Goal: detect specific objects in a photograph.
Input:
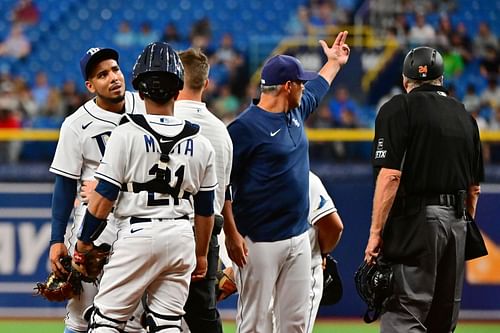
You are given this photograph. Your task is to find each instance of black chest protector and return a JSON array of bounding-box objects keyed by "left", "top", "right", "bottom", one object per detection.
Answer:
[{"left": 119, "top": 114, "right": 200, "bottom": 199}]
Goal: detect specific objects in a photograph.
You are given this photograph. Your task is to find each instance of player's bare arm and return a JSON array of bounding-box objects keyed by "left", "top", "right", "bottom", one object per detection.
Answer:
[
  {"left": 49, "top": 243, "right": 69, "bottom": 277},
  {"left": 364, "top": 167, "right": 401, "bottom": 265},
  {"left": 467, "top": 184, "right": 481, "bottom": 218},
  {"left": 80, "top": 179, "right": 98, "bottom": 203},
  {"left": 193, "top": 214, "right": 215, "bottom": 281},
  {"left": 318, "top": 30, "right": 350, "bottom": 84},
  {"left": 316, "top": 211, "right": 343, "bottom": 255},
  {"left": 222, "top": 199, "right": 248, "bottom": 267}
]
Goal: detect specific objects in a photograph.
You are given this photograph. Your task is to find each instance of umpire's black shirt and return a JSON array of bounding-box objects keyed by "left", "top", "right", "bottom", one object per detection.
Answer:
[{"left": 372, "top": 84, "right": 484, "bottom": 195}]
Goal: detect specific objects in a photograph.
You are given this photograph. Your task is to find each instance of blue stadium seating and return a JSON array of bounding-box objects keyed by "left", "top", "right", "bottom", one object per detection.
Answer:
[
  {"left": 1, "top": 0, "right": 497, "bottom": 99},
  {"left": 5, "top": 0, "right": 304, "bottom": 88}
]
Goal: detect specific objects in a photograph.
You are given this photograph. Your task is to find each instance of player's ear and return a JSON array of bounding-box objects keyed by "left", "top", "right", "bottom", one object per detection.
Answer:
[
  {"left": 204, "top": 78, "right": 209, "bottom": 90},
  {"left": 85, "top": 80, "right": 96, "bottom": 94},
  {"left": 402, "top": 75, "right": 410, "bottom": 93}
]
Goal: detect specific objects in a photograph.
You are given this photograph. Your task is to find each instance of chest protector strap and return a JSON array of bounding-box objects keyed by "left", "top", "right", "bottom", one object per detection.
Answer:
[{"left": 120, "top": 115, "right": 199, "bottom": 199}]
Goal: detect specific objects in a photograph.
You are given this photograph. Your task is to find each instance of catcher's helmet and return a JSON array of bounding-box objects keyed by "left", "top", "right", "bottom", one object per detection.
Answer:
[
  {"left": 132, "top": 42, "right": 184, "bottom": 102},
  {"left": 403, "top": 46, "right": 443, "bottom": 80}
]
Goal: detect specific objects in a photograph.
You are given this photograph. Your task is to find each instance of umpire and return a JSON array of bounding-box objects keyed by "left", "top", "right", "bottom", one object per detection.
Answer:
[{"left": 363, "top": 46, "right": 484, "bottom": 332}]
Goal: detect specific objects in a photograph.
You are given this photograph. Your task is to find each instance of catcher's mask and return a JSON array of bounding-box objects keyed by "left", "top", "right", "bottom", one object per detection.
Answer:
[
  {"left": 132, "top": 42, "right": 184, "bottom": 103},
  {"left": 354, "top": 259, "right": 393, "bottom": 323}
]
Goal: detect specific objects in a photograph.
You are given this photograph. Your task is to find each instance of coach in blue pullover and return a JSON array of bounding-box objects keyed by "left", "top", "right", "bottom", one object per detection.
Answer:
[{"left": 225, "top": 31, "right": 350, "bottom": 333}]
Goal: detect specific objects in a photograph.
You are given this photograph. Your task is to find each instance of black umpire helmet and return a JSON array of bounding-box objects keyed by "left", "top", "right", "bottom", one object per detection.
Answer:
[
  {"left": 403, "top": 46, "right": 444, "bottom": 80},
  {"left": 132, "top": 42, "right": 184, "bottom": 102}
]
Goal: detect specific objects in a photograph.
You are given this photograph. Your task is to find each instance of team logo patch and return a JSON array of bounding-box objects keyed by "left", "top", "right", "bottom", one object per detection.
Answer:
[
  {"left": 377, "top": 138, "right": 384, "bottom": 150},
  {"left": 317, "top": 195, "right": 327, "bottom": 210},
  {"left": 418, "top": 65, "right": 428, "bottom": 77},
  {"left": 86, "top": 47, "right": 101, "bottom": 56}
]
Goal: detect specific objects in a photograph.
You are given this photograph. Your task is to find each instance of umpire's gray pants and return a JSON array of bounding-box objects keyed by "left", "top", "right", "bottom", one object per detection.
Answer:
[{"left": 380, "top": 205, "right": 467, "bottom": 333}]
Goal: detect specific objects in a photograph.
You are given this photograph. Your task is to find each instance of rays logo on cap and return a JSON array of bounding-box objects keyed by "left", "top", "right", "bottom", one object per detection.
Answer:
[{"left": 86, "top": 48, "right": 101, "bottom": 56}]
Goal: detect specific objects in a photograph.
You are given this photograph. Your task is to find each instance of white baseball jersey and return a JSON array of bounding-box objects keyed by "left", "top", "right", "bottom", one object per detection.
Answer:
[
  {"left": 50, "top": 91, "right": 145, "bottom": 195},
  {"left": 174, "top": 100, "right": 233, "bottom": 270},
  {"left": 174, "top": 100, "right": 232, "bottom": 214},
  {"left": 95, "top": 114, "right": 218, "bottom": 219},
  {"left": 49, "top": 91, "right": 146, "bottom": 332},
  {"left": 308, "top": 171, "right": 337, "bottom": 267},
  {"left": 305, "top": 171, "right": 337, "bottom": 333}
]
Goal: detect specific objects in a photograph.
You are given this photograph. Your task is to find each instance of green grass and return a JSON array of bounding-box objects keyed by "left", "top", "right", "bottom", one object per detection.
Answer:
[
  {"left": 0, "top": 319, "right": 500, "bottom": 333},
  {"left": 1, "top": 319, "right": 499, "bottom": 332}
]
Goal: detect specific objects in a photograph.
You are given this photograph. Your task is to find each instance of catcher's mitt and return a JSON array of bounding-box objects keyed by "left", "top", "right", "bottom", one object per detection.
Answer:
[
  {"left": 34, "top": 256, "right": 83, "bottom": 302},
  {"left": 215, "top": 267, "right": 237, "bottom": 302},
  {"left": 72, "top": 243, "right": 111, "bottom": 283}
]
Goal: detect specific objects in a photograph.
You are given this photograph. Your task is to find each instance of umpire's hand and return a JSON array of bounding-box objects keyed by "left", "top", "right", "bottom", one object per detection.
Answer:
[
  {"left": 192, "top": 255, "right": 208, "bottom": 282},
  {"left": 364, "top": 232, "right": 383, "bottom": 265}
]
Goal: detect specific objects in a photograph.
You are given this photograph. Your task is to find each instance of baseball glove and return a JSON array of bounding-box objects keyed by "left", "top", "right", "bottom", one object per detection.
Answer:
[
  {"left": 72, "top": 243, "right": 111, "bottom": 283},
  {"left": 216, "top": 267, "right": 237, "bottom": 302},
  {"left": 320, "top": 255, "right": 343, "bottom": 306},
  {"left": 34, "top": 256, "right": 83, "bottom": 302}
]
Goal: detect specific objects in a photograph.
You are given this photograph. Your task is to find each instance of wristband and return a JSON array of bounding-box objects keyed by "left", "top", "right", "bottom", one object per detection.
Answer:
[{"left": 77, "top": 210, "right": 107, "bottom": 243}]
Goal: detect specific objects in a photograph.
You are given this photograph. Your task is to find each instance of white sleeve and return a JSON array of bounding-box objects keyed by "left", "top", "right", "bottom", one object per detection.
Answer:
[
  {"left": 309, "top": 173, "right": 337, "bottom": 225},
  {"left": 224, "top": 134, "right": 233, "bottom": 189},
  {"left": 49, "top": 122, "right": 82, "bottom": 179},
  {"left": 94, "top": 130, "right": 127, "bottom": 188},
  {"left": 199, "top": 140, "right": 218, "bottom": 193}
]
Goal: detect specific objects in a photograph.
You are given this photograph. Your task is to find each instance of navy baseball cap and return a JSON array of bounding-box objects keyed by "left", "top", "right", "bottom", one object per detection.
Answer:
[
  {"left": 260, "top": 55, "right": 318, "bottom": 86},
  {"left": 80, "top": 47, "right": 119, "bottom": 80}
]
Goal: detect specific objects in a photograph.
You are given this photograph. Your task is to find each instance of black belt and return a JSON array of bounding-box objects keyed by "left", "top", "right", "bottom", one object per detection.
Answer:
[
  {"left": 425, "top": 194, "right": 457, "bottom": 207},
  {"left": 130, "top": 215, "right": 189, "bottom": 224}
]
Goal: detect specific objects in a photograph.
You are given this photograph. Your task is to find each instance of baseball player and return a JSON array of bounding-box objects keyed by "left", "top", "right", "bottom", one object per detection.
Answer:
[
  {"left": 73, "top": 42, "right": 216, "bottom": 333},
  {"left": 48, "top": 47, "right": 146, "bottom": 333},
  {"left": 174, "top": 47, "right": 233, "bottom": 333},
  {"left": 303, "top": 171, "right": 343, "bottom": 333}
]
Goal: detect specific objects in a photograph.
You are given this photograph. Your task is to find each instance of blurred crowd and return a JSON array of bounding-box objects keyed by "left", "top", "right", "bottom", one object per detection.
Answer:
[{"left": 0, "top": 0, "right": 499, "bottom": 164}]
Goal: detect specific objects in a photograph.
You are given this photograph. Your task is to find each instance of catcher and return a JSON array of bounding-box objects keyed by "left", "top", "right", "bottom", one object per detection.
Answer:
[{"left": 72, "top": 42, "right": 216, "bottom": 333}]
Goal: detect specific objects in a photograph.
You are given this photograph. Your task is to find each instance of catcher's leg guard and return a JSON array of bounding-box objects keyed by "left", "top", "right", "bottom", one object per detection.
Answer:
[
  {"left": 143, "top": 310, "right": 182, "bottom": 332},
  {"left": 87, "top": 307, "right": 127, "bottom": 333}
]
